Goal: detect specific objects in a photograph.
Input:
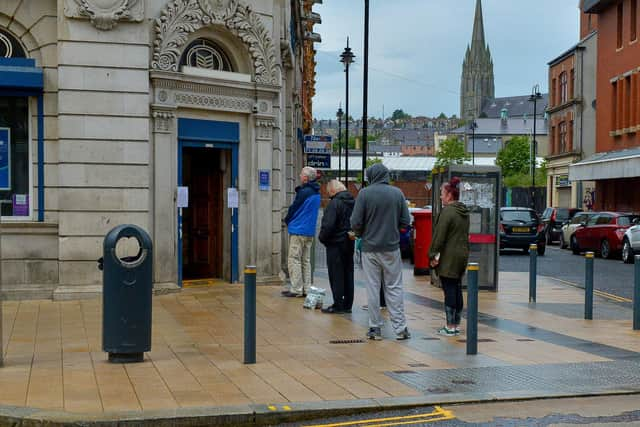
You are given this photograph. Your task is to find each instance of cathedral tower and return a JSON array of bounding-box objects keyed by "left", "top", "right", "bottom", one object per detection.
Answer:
[{"left": 460, "top": 0, "right": 495, "bottom": 120}]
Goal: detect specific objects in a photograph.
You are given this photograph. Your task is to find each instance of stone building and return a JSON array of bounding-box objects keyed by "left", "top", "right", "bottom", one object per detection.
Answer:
[
  {"left": 0, "top": 0, "right": 319, "bottom": 299},
  {"left": 460, "top": 0, "right": 495, "bottom": 121}
]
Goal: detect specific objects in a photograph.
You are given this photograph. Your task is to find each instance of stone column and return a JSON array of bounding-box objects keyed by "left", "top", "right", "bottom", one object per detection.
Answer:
[{"left": 151, "top": 105, "right": 178, "bottom": 289}]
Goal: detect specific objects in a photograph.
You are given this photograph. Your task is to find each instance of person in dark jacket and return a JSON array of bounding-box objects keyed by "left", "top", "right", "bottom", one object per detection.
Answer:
[
  {"left": 351, "top": 163, "right": 412, "bottom": 341},
  {"left": 429, "top": 176, "right": 470, "bottom": 337},
  {"left": 282, "top": 166, "right": 321, "bottom": 298},
  {"left": 319, "top": 180, "right": 355, "bottom": 313}
]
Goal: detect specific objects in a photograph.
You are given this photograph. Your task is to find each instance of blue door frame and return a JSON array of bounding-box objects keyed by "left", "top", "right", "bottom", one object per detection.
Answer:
[{"left": 177, "top": 118, "right": 240, "bottom": 285}]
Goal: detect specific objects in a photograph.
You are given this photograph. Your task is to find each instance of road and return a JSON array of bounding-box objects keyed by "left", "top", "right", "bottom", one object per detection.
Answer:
[
  {"left": 273, "top": 395, "right": 640, "bottom": 426},
  {"left": 499, "top": 244, "right": 636, "bottom": 301}
]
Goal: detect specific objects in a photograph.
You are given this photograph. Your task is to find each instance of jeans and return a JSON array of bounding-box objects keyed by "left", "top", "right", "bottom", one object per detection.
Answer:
[{"left": 441, "top": 276, "right": 463, "bottom": 325}]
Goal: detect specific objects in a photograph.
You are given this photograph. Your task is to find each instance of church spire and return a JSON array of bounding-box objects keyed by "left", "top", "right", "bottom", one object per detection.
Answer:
[{"left": 471, "top": 0, "right": 485, "bottom": 51}]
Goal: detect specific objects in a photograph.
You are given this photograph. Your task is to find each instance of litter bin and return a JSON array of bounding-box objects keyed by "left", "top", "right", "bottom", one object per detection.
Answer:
[
  {"left": 101, "top": 224, "right": 153, "bottom": 363},
  {"left": 412, "top": 209, "right": 433, "bottom": 276}
]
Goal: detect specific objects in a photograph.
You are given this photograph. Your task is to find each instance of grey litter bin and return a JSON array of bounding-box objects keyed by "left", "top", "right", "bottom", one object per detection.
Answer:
[{"left": 100, "top": 224, "right": 152, "bottom": 363}]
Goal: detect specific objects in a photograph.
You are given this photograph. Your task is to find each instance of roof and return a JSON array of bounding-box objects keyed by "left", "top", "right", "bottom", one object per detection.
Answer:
[
  {"left": 569, "top": 147, "right": 640, "bottom": 181},
  {"left": 481, "top": 94, "right": 549, "bottom": 119},
  {"left": 583, "top": 0, "right": 617, "bottom": 13},
  {"left": 327, "top": 155, "right": 539, "bottom": 172},
  {"left": 451, "top": 117, "right": 548, "bottom": 136}
]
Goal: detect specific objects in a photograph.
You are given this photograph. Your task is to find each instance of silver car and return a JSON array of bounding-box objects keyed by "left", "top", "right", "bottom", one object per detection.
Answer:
[
  {"left": 559, "top": 212, "right": 597, "bottom": 249},
  {"left": 622, "top": 219, "right": 640, "bottom": 263}
]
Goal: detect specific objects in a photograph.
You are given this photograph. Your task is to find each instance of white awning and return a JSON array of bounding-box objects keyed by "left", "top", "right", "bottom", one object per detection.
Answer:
[{"left": 569, "top": 148, "right": 640, "bottom": 181}]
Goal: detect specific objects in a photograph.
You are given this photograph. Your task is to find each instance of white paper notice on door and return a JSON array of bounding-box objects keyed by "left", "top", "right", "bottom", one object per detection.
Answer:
[
  {"left": 177, "top": 186, "right": 189, "bottom": 208},
  {"left": 227, "top": 187, "right": 239, "bottom": 208}
]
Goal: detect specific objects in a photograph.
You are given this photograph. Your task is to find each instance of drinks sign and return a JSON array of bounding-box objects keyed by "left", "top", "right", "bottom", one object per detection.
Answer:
[
  {"left": 304, "top": 135, "right": 332, "bottom": 154},
  {"left": 0, "top": 128, "right": 10, "bottom": 190}
]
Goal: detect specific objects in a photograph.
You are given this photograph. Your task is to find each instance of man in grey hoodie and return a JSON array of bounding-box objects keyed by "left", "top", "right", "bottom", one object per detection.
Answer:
[{"left": 350, "top": 163, "right": 412, "bottom": 341}]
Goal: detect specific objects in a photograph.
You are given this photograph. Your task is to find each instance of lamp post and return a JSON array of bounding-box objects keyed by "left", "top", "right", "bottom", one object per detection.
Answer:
[
  {"left": 469, "top": 119, "right": 478, "bottom": 165},
  {"left": 361, "top": 0, "right": 370, "bottom": 186},
  {"left": 529, "top": 84, "right": 543, "bottom": 209},
  {"left": 340, "top": 38, "right": 355, "bottom": 188},
  {"left": 336, "top": 106, "right": 344, "bottom": 182}
]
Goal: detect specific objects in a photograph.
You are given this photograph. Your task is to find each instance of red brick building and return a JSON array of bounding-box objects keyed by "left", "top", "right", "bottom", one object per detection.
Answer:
[{"left": 571, "top": 0, "right": 640, "bottom": 212}]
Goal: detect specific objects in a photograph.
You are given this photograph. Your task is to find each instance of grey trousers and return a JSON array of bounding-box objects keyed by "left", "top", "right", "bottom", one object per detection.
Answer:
[{"left": 361, "top": 249, "right": 408, "bottom": 334}]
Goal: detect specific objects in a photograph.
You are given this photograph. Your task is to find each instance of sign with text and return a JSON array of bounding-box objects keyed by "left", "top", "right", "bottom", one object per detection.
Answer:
[
  {"left": 259, "top": 169, "right": 270, "bottom": 191},
  {"left": 306, "top": 153, "right": 331, "bottom": 169},
  {"left": 0, "top": 128, "right": 10, "bottom": 190},
  {"left": 304, "top": 135, "right": 332, "bottom": 154}
]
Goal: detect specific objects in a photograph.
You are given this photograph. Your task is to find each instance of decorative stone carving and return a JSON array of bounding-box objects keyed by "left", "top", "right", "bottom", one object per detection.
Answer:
[
  {"left": 174, "top": 92, "right": 253, "bottom": 112},
  {"left": 64, "top": 0, "right": 144, "bottom": 30},
  {"left": 256, "top": 118, "right": 275, "bottom": 140},
  {"left": 152, "top": 109, "right": 176, "bottom": 133},
  {"left": 152, "top": 0, "right": 279, "bottom": 85}
]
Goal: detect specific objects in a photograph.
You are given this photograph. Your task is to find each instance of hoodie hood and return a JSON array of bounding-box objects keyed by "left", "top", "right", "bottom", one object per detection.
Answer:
[
  {"left": 450, "top": 201, "right": 470, "bottom": 217},
  {"left": 333, "top": 190, "right": 355, "bottom": 205},
  {"left": 366, "top": 163, "right": 390, "bottom": 185}
]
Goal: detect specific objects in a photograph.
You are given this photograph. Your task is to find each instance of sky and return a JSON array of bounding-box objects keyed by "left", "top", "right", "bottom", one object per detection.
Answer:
[{"left": 312, "top": 0, "right": 581, "bottom": 120}]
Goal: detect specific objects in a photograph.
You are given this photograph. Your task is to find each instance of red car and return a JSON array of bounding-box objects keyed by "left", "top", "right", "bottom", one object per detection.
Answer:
[{"left": 572, "top": 212, "right": 639, "bottom": 259}]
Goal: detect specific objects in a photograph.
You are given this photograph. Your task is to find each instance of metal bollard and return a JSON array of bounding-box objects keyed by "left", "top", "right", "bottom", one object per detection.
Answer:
[
  {"left": 585, "top": 252, "right": 594, "bottom": 320},
  {"left": 634, "top": 255, "right": 640, "bottom": 330},
  {"left": 529, "top": 244, "right": 537, "bottom": 303},
  {"left": 467, "top": 263, "right": 479, "bottom": 356},
  {"left": 244, "top": 266, "right": 256, "bottom": 364}
]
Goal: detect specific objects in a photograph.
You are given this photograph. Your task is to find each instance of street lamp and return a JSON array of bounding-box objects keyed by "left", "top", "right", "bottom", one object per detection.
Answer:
[
  {"left": 336, "top": 105, "right": 344, "bottom": 182},
  {"left": 529, "top": 84, "right": 543, "bottom": 209},
  {"left": 340, "top": 38, "right": 355, "bottom": 188},
  {"left": 469, "top": 119, "right": 478, "bottom": 165},
  {"left": 361, "top": 0, "right": 370, "bottom": 187}
]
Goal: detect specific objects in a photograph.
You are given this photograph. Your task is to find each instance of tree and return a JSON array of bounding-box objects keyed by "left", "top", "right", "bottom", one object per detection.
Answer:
[
  {"left": 437, "top": 112, "right": 447, "bottom": 119},
  {"left": 434, "top": 137, "right": 469, "bottom": 168},
  {"left": 391, "top": 109, "right": 411, "bottom": 121},
  {"left": 495, "top": 136, "right": 531, "bottom": 178}
]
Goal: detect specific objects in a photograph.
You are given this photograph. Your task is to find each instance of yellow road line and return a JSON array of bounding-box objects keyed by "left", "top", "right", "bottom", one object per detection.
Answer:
[
  {"left": 304, "top": 406, "right": 455, "bottom": 427},
  {"left": 548, "top": 277, "right": 632, "bottom": 302}
]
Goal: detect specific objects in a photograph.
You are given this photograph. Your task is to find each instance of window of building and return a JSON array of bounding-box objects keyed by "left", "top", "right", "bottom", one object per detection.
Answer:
[
  {"left": 631, "top": 0, "right": 637, "bottom": 41},
  {"left": 568, "top": 120, "right": 574, "bottom": 151},
  {"left": 617, "top": 2, "right": 624, "bottom": 49},
  {"left": 559, "top": 121, "right": 567, "bottom": 152},
  {"left": 552, "top": 78, "right": 557, "bottom": 106},
  {"left": 0, "top": 30, "right": 30, "bottom": 218},
  {"left": 570, "top": 69, "right": 575, "bottom": 99},
  {"left": 612, "top": 80, "right": 618, "bottom": 131},
  {"left": 550, "top": 125, "right": 556, "bottom": 154},
  {"left": 625, "top": 75, "right": 632, "bottom": 128},
  {"left": 180, "top": 39, "right": 233, "bottom": 72},
  {"left": 560, "top": 72, "right": 568, "bottom": 104}
]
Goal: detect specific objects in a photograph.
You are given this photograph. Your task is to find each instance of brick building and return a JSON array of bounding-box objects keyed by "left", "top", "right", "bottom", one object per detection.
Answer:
[{"left": 570, "top": 0, "right": 640, "bottom": 212}]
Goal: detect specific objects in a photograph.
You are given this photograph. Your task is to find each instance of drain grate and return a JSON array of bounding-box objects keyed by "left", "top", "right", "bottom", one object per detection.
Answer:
[
  {"left": 422, "top": 337, "right": 440, "bottom": 341},
  {"left": 517, "top": 338, "right": 536, "bottom": 342},
  {"left": 427, "top": 387, "right": 451, "bottom": 393},
  {"left": 408, "top": 363, "right": 429, "bottom": 368},
  {"left": 457, "top": 338, "right": 496, "bottom": 343},
  {"left": 329, "top": 339, "right": 365, "bottom": 344},
  {"left": 392, "top": 370, "right": 417, "bottom": 374},
  {"left": 451, "top": 379, "right": 475, "bottom": 385}
]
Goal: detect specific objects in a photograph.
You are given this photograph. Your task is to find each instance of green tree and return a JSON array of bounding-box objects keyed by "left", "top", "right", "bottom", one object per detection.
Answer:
[
  {"left": 437, "top": 112, "right": 447, "bottom": 119},
  {"left": 434, "top": 137, "right": 469, "bottom": 168},
  {"left": 495, "top": 136, "right": 531, "bottom": 177},
  {"left": 391, "top": 109, "right": 411, "bottom": 121}
]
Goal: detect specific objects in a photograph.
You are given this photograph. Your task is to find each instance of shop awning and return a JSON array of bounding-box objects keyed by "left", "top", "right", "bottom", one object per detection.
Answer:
[
  {"left": 0, "top": 58, "right": 43, "bottom": 91},
  {"left": 569, "top": 148, "right": 640, "bottom": 181}
]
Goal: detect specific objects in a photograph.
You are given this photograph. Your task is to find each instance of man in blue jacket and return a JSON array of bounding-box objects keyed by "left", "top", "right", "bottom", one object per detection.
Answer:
[{"left": 282, "top": 166, "right": 321, "bottom": 297}]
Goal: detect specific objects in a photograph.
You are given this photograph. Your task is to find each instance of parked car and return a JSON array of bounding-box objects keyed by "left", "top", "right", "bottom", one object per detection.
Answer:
[
  {"left": 541, "top": 207, "right": 582, "bottom": 244},
  {"left": 499, "top": 207, "right": 546, "bottom": 255},
  {"left": 572, "top": 212, "right": 639, "bottom": 259},
  {"left": 622, "top": 218, "right": 640, "bottom": 263},
  {"left": 559, "top": 211, "right": 597, "bottom": 249}
]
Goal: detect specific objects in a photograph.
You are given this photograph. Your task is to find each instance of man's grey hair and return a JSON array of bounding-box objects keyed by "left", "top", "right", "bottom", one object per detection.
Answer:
[
  {"left": 301, "top": 166, "right": 317, "bottom": 180},
  {"left": 326, "top": 179, "right": 346, "bottom": 195}
]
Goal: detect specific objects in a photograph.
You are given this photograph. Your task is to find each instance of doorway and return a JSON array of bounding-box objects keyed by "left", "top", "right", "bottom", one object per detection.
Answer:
[{"left": 182, "top": 147, "right": 224, "bottom": 280}]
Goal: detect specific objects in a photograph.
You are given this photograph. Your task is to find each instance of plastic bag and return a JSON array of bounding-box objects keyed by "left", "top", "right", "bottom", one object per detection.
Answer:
[{"left": 303, "top": 286, "right": 326, "bottom": 309}]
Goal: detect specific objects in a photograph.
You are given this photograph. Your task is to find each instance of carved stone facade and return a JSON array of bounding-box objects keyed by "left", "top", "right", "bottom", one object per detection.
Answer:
[{"left": 0, "top": 0, "right": 316, "bottom": 299}]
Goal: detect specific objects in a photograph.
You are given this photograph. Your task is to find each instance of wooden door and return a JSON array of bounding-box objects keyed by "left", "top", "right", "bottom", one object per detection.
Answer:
[{"left": 183, "top": 148, "right": 223, "bottom": 279}]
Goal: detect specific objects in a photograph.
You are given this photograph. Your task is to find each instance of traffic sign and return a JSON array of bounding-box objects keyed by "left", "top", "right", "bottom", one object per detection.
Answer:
[
  {"left": 304, "top": 135, "right": 332, "bottom": 154},
  {"left": 306, "top": 153, "right": 331, "bottom": 169}
]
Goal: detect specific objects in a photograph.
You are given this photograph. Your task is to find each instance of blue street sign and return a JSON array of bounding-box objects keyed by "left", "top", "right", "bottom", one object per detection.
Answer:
[
  {"left": 259, "top": 169, "right": 270, "bottom": 191},
  {"left": 0, "top": 128, "right": 10, "bottom": 190},
  {"left": 304, "top": 135, "right": 332, "bottom": 154},
  {"left": 306, "top": 153, "right": 331, "bottom": 169}
]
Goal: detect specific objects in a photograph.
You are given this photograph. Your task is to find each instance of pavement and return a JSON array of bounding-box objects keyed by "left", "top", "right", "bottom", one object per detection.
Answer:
[{"left": 1, "top": 264, "right": 640, "bottom": 426}]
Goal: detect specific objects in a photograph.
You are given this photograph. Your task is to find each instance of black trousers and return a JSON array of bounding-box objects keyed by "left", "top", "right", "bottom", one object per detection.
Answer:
[
  {"left": 326, "top": 240, "right": 354, "bottom": 310},
  {"left": 441, "top": 276, "right": 463, "bottom": 325}
]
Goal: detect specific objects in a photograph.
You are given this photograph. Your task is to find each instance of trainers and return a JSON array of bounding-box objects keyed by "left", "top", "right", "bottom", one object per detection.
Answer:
[
  {"left": 437, "top": 327, "right": 456, "bottom": 337},
  {"left": 281, "top": 291, "right": 304, "bottom": 298},
  {"left": 454, "top": 327, "right": 461, "bottom": 336},
  {"left": 396, "top": 327, "right": 411, "bottom": 341},
  {"left": 366, "top": 327, "right": 382, "bottom": 341}
]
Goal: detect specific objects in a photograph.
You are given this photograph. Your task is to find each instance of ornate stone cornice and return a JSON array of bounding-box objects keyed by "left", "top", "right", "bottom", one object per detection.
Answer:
[
  {"left": 64, "top": 0, "right": 144, "bottom": 30},
  {"left": 152, "top": 0, "right": 279, "bottom": 86},
  {"left": 151, "top": 105, "right": 176, "bottom": 133}
]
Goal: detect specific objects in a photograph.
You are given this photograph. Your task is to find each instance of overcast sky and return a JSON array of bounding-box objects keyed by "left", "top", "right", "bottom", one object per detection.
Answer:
[{"left": 312, "top": 0, "right": 581, "bottom": 120}]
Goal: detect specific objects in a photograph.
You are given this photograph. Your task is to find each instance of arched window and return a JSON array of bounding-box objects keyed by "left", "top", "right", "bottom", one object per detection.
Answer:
[
  {"left": 0, "top": 29, "right": 25, "bottom": 58},
  {"left": 559, "top": 72, "right": 568, "bottom": 104},
  {"left": 180, "top": 39, "right": 233, "bottom": 72}
]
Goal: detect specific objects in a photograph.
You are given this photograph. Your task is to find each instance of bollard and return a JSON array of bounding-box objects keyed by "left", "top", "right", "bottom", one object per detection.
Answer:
[
  {"left": 585, "top": 252, "right": 594, "bottom": 320},
  {"left": 634, "top": 255, "right": 640, "bottom": 330},
  {"left": 244, "top": 266, "right": 257, "bottom": 364},
  {"left": 466, "top": 263, "right": 479, "bottom": 356},
  {"left": 529, "top": 244, "right": 537, "bottom": 303}
]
